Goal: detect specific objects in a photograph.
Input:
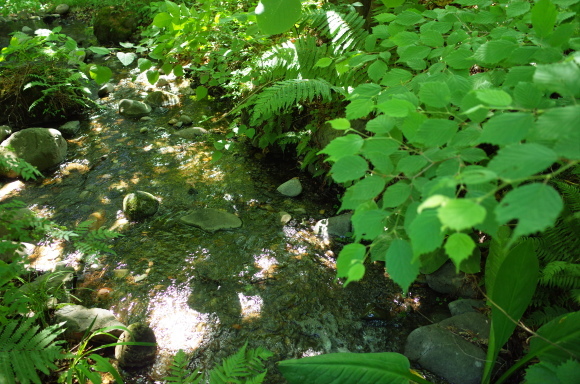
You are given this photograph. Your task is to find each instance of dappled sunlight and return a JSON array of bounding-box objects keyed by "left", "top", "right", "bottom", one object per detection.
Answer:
[
  {"left": 237, "top": 292, "right": 263, "bottom": 321},
  {"left": 0, "top": 180, "right": 25, "bottom": 201},
  {"left": 28, "top": 240, "right": 65, "bottom": 272}
]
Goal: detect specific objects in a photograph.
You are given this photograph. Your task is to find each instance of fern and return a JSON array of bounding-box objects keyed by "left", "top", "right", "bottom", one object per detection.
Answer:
[
  {"left": 527, "top": 305, "right": 571, "bottom": 328},
  {"left": 208, "top": 342, "right": 273, "bottom": 384},
  {"left": 161, "top": 349, "right": 203, "bottom": 384},
  {"left": 0, "top": 317, "right": 65, "bottom": 384}
]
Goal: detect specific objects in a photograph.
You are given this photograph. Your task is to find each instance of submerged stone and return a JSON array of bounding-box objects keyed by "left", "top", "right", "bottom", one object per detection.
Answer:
[
  {"left": 277, "top": 178, "right": 302, "bottom": 197},
  {"left": 180, "top": 208, "right": 242, "bottom": 232},
  {"left": 123, "top": 191, "right": 159, "bottom": 220}
]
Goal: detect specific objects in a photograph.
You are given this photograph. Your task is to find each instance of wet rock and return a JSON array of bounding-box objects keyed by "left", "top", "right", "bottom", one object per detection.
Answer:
[
  {"left": 438, "top": 312, "right": 490, "bottom": 340},
  {"left": 58, "top": 120, "right": 80, "bottom": 137},
  {"left": 279, "top": 212, "right": 292, "bottom": 225},
  {"left": 144, "top": 90, "right": 179, "bottom": 107},
  {"left": 122, "top": 191, "right": 159, "bottom": 220},
  {"left": 55, "top": 305, "right": 126, "bottom": 343},
  {"left": 98, "top": 83, "right": 114, "bottom": 98},
  {"left": 18, "top": 266, "right": 75, "bottom": 298},
  {"left": 115, "top": 322, "right": 157, "bottom": 368},
  {"left": 313, "top": 213, "right": 353, "bottom": 237},
  {"left": 55, "top": 4, "right": 70, "bottom": 15},
  {"left": 178, "top": 114, "right": 193, "bottom": 125},
  {"left": 0, "top": 128, "right": 67, "bottom": 177},
  {"left": 361, "top": 304, "right": 391, "bottom": 321},
  {"left": 425, "top": 261, "right": 479, "bottom": 298},
  {"left": 404, "top": 324, "right": 486, "bottom": 384},
  {"left": 449, "top": 299, "right": 487, "bottom": 316},
  {"left": 180, "top": 208, "right": 242, "bottom": 232},
  {"left": 277, "top": 178, "right": 302, "bottom": 197},
  {"left": 172, "top": 127, "right": 208, "bottom": 140},
  {"left": 0, "top": 125, "right": 10, "bottom": 141},
  {"left": 119, "top": 99, "right": 152, "bottom": 119}
]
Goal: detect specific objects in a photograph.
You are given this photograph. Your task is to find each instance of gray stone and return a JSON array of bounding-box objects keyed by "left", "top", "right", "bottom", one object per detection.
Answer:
[
  {"left": 58, "top": 121, "right": 81, "bottom": 137},
  {"left": 144, "top": 91, "right": 179, "bottom": 107},
  {"left": 119, "top": 99, "right": 152, "bottom": 118},
  {"left": 426, "top": 261, "right": 479, "bottom": 298},
  {"left": 98, "top": 83, "right": 114, "bottom": 98},
  {"left": 172, "top": 127, "right": 208, "bottom": 140},
  {"left": 438, "top": 312, "right": 490, "bottom": 340},
  {"left": 0, "top": 125, "right": 10, "bottom": 141},
  {"left": 122, "top": 191, "right": 159, "bottom": 220},
  {"left": 19, "top": 267, "right": 75, "bottom": 301},
  {"left": 0, "top": 128, "right": 67, "bottom": 177},
  {"left": 277, "top": 178, "right": 302, "bottom": 197},
  {"left": 54, "top": 305, "right": 126, "bottom": 343},
  {"left": 180, "top": 208, "right": 242, "bottom": 232},
  {"left": 449, "top": 299, "right": 487, "bottom": 317},
  {"left": 404, "top": 324, "right": 486, "bottom": 384},
  {"left": 115, "top": 322, "right": 157, "bottom": 368},
  {"left": 313, "top": 213, "right": 353, "bottom": 237},
  {"left": 55, "top": 4, "right": 70, "bottom": 15},
  {"left": 178, "top": 114, "right": 193, "bottom": 125}
]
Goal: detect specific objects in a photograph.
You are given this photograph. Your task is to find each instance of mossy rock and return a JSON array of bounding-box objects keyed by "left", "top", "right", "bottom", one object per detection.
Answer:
[
  {"left": 122, "top": 191, "right": 159, "bottom": 221},
  {"left": 93, "top": 7, "right": 140, "bottom": 46}
]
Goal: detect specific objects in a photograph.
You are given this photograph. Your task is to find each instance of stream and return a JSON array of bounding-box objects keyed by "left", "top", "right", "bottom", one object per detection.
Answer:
[{"left": 1, "top": 14, "right": 448, "bottom": 384}]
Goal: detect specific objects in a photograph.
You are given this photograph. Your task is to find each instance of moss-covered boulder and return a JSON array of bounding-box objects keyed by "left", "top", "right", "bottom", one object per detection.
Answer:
[
  {"left": 122, "top": 191, "right": 159, "bottom": 221},
  {"left": 93, "top": 7, "right": 140, "bottom": 46}
]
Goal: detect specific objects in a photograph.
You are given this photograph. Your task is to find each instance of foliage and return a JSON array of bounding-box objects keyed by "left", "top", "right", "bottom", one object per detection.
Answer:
[
  {"left": 0, "top": 316, "right": 66, "bottom": 384},
  {"left": 164, "top": 343, "right": 273, "bottom": 384}
]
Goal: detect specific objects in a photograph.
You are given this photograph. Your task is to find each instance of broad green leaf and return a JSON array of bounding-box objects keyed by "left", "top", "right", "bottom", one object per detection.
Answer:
[
  {"left": 533, "top": 61, "right": 580, "bottom": 98},
  {"left": 409, "top": 210, "right": 445, "bottom": 257},
  {"left": 376, "top": 99, "right": 415, "bottom": 117},
  {"left": 396, "top": 155, "right": 428, "bottom": 177},
  {"left": 487, "top": 143, "right": 558, "bottom": 180},
  {"left": 395, "top": 10, "right": 424, "bottom": 26},
  {"left": 152, "top": 12, "right": 172, "bottom": 28},
  {"left": 438, "top": 199, "right": 486, "bottom": 231},
  {"left": 383, "top": 0, "right": 405, "bottom": 8},
  {"left": 495, "top": 183, "right": 563, "bottom": 239},
  {"left": 278, "top": 352, "right": 418, "bottom": 384},
  {"left": 347, "top": 175, "right": 387, "bottom": 201},
  {"left": 345, "top": 263, "right": 366, "bottom": 286},
  {"left": 255, "top": 0, "right": 302, "bottom": 35},
  {"left": 88, "top": 46, "right": 110, "bottom": 55},
  {"left": 419, "top": 248, "right": 449, "bottom": 274},
  {"left": 527, "top": 311, "right": 580, "bottom": 365},
  {"left": 445, "top": 47, "right": 475, "bottom": 69},
  {"left": 365, "top": 115, "right": 396, "bottom": 134},
  {"left": 419, "top": 82, "right": 451, "bottom": 108},
  {"left": 138, "top": 58, "right": 153, "bottom": 72},
  {"left": 476, "top": 89, "right": 512, "bottom": 107},
  {"left": 328, "top": 118, "right": 350, "bottom": 131},
  {"left": 473, "top": 40, "right": 518, "bottom": 64},
  {"left": 483, "top": 240, "right": 538, "bottom": 384},
  {"left": 418, "top": 194, "right": 449, "bottom": 212},
  {"left": 368, "top": 60, "right": 388, "bottom": 83},
  {"left": 380, "top": 68, "right": 413, "bottom": 86},
  {"left": 319, "top": 134, "right": 364, "bottom": 161},
  {"left": 346, "top": 98, "right": 374, "bottom": 119},
  {"left": 195, "top": 86, "right": 208, "bottom": 100},
  {"left": 506, "top": 1, "right": 531, "bottom": 18},
  {"left": 485, "top": 226, "right": 511, "bottom": 301},
  {"left": 525, "top": 359, "right": 580, "bottom": 384},
  {"left": 460, "top": 247, "right": 481, "bottom": 274},
  {"left": 352, "top": 209, "right": 387, "bottom": 241},
  {"left": 480, "top": 112, "right": 534, "bottom": 145},
  {"left": 116, "top": 52, "right": 136, "bottom": 66},
  {"left": 416, "top": 119, "right": 458, "bottom": 147},
  {"left": 315, "top": 58, "right": 333, "bottom": 68},
  {"left": 146, "top": 70, "right": 160, "bottom": 85},
  {"left": 420, "top": 30, "right": 444, "bottom": 47},
  {"left": 444, "top": 233, "right": 476, "bottom": 272},
  {"left": 352, "top": 84, "right": 382, "bottom": 98},
  {"left": 513, "top": 83, "right": 544, "bottom": 109},
  {"left": 385, "top": 239, "right": 420, "bottom": 294},
  {"left": 89, "top": 65, "right": 112, "bottom": 85},
  {"left": 459, "top": 167, "right": 498, "bottom": 185},
  {"left": 390, "top": 31, "right": 419, "bottom": 46},
  {"left": 330, "top": 155, "right": 369, "bottom": 183},
  {"left": 173, "top": 64, "right": 184, "bottom": 77},
  {"left": 336, "top": 243, "right": 366, "bottom": 278},
  {"left": 531, "top": 0, "right": 558, "bottom": 38},
  {"left": 382, "top": 181, "right": 412, "bottom": 208}
]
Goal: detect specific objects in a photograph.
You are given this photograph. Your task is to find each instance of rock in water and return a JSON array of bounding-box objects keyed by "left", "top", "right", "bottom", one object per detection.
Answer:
[
  {"left": 118, "top": 99, "right": 152, "bottom": 118},
  {"left": 277, "top": 178, "right": 302, "bottom": 197},
  {"left": 180, "top": 208, "right": 242, "bottom": 232},
  {"left": 123, "top": 191, "right": 159, "bottom": 220},
  {"left": 115, "top": 323, "right": 157, "bottom": 368}
]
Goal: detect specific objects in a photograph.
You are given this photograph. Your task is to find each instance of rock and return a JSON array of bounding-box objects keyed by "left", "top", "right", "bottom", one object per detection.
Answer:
[
  {"left": 144, "top": 90, "right": 179, "bottom": 107},
  {"left": 172, "top": 127, "right": 208, "bottom": 140},
  {"left": 115, "top": 323, "right": 157, "bottom": 368},
  {"left": 58, "top": 121, "right": 80, "bottom": 137},
  {"left": 93, "top": 7, "right": 139, "bottom": 45},
  {"left": 449, "top": 299, "right": 487, "bottom": 316},
  {"left": 277, "top": 178, "right": 302, "bottom": 197},
  {"left": 404, "top": 324, "right": 486, "bottom": 384},
  {"left": 168, "top": 118, "right": 178, "bottom": 125},
  {"left": 178, "top": 114, "right": 192, "bottom": 125},
  {"left": 98, "top": 83, "right": 114, "bottom": 98},
  {"left": 0, "top": 128, "right": 67, "bottom": 177},
  {"left": 438, "top": 312, "right": 491, "bottom": 340},
  {"left": 54, "top": 305, "right": 126, "bottom": 343},
  {"left": 119, "top": 99, "right": 152, "bottom": 119},
  {"left": 0, "top": 125, "right": 10, "bottom": 141},
  {"left": 19, "top": 267, "right": 75, "bottom": 300},
  {"left": 140, "top": 127, "right": 149, "bottom": 134},
  {"left": 313, "top": 213, "right": 353, "bottom": 237},
  {"left": 279, "top": 212, "right": 292, "bottom": 225},
  {"left": 54, "top": 4, "right": 70, "bottom": 15},
  {"left": 425, "top": 261, "right": 479, "bottom": 298},
  {"left": 180, "top": 208, "right": 242, "bottom": 232},
  {"left": 123, "top": 191, "right": 159, "bottom": 220}
]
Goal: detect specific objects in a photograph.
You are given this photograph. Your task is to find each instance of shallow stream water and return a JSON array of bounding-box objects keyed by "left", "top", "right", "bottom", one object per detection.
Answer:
[{"left": 1, "top": 16, "right": 449, "bottom": 384}]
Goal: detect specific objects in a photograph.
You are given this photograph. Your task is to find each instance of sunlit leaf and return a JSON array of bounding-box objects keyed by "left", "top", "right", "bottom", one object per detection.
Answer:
[
  {"left": 255, "top": 0, "right": 302, "bottom": 35},
  {"left": 438, "top": 199, "right": 486, "bottom": 231},
  {"left": 385, "top": 239, "right": 419, "bottom": 294},
  {"left": 330, "top": 155, "right": 369, "bottom": 183},
  {"left": 444, "top": 233, "right": 476, "bottom": 272}
]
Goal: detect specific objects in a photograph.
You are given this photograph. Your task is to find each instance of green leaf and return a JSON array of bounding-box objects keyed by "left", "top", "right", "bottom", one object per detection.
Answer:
[
  {"left": 376, "top": 99, "right": 415, "bottom": 117},
  {"left": 475, "top": 89, "right": 512, "bottom": 107},
  {"left": 416, "top": 119, "right": 458, "bottom": 147},
  {"left": 473, "top": 40, "right": 518, "bottom": 64},
  {"left": 513, "top": 83, "right": 544, "bottom": 109},
  {"left": 480, "top": 112, "right": 534, "bottom": 145},
  {"left": 420, "top": 30, "right": 444, "bottom": 47},
  {"left": 483, "top": 240, "right": 538, "bottom": 383},
  {"left": 380, "top": 68, "right": 413, "bottom": 86},
  {"left": 278, "top": 352, "right": 417, "bottom": 384},
  {"left": 419, "top": 82, "right": 451, "bottom": 108},
  {"left": 255, "top": 0, "right": 302, "bottom": 35},
  {"left": 409, "top": 210, "right": 445, "bottom": 258},
  {"left": 195, "top": 86, "right": 208, "bottom": 100},
  {"left": 487, "top": 143, "right": 558, "bottom": 180},
  {"left": 396, "top": 155, "right": 428, "bottom": 177},
  {"left": 315, "top": 58, "right": 333, "bottom": 68},
  {"left": 382, "top": 181, "right": 412, "bottom": 208},
  {"left": 319, "top": 134, "right": 364, "bottom": 162},
  {"left": 336, "top": 243, "right": 366, "bottom": 278},
  {"left": 458, "top": 167, "right": 498, "bottom": 185},
  {"left": 146, "top": 70, "right": 160, "bottom": 85},
  {"left": 444, "top": 233, "right": 476, "bottom": 271},
  {"left": 365, "top": 115, "right": 396, "bottom": 134},
  {"left": 152, "top": 12, "right": 172, "bottom": 28},
  {"left": 385, "top": 239, "right": 420, "bottom": 294},
  {"left": 438, "top": 199, "right": 486, "bottom": 231},
  {"left": 352, "top": 209, "right": 388, "bottom": 241},
  {"left": 138, "top": 58, "right": 153, "bottom": 72},
  {"left": 328, "top": 118, "right": 350, "bottom": 131},
  {"left": 495, "top": 183, "right": 563, "bottom": 238},
  {"left": 347, "top": 175, "right": 387, "bottom": 201},
  {"left": 88, "top": 46, "right": 110, "bottom": 55},
  {"left": 506, "top": 1, "right": 531, "bottom": 18},
  {"left": 531, "top": 0, "right": 558, "bottom": 38},
  {"left": 445, "top": 48, "right": 475, "bottom": 69},
  {"left": 88, "top": 65, "right": 112, "bottom": 85},
  {"left": 346, "top": 98, "right": 374, "bottom": 120},
  {"left": 173, "top": 64, "right": 184, "bottom": 77},
  {"left": 527, "top": 311, "right": 580, "bottom": 365},
  {"left": 533, "top": 61, "right": 580, "bottom": 98},
  {"left": 485, "top": 225, "right": 511, "bottom": 301},
  {"left": 368, "top": 60, "right": 388, "bottom": 83},
  {"left": 116, "top": 52, "right": 136, "bottom": 66},
  {"left": 330, "top": 155, "right": 369, "bottom": 183}
]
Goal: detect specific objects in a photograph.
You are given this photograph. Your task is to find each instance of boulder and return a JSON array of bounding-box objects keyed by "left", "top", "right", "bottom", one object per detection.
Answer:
[
  {"left": 115, "top": 322, "right": 157, "bottom": 368},
  {"left": 123, "top": 191, "right": 159, "bottom": 220},
  {"left": 54, "top": 4, "right": 70, "bottom": 15},
  {"left": 180, "top": 208, "right": 242, "bottom": 232},
  {"left": 448, "top": 299, "right": 487, "bottom": 316},
  {"left": 0, "top": 128, "right": 67, "bottom": 177},
  {"left": 54, "top": 305, "right": 126, "bottom": 343},
  {"left": 425, "top": 261, "right": 479, "bottom": 298},
  {"left": 58, "top": 121, "right": 80, "bottom": 137},
  {"left": 313, "top": 213, "right": 353, "bottom": 238},
  {"left": 172, "top": 127, "right": 208, "bottom": 140},
  {"left": 277, "top": 178, "right": 302, "bottom": 197},
  {"left": 93, "top": 7, "right": 140, "bottom": 45},
  {"left": 144, "top": 91, "right": 179, "bottom": 107},
  {"left": 119, "top": 99, "right": 152, "bottom": 119},
  {"left": 98, "top": 83, "right": 114, "bottom": 98}
]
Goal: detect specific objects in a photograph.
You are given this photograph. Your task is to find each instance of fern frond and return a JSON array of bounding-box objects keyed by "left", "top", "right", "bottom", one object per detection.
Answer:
[
  {"left": 526, "top": 305, "right": 570, "bottom": 327},
  {"left": 208, "top": 343, "right": 271, "bottom": 384},
  {"left": 163, "top": 349, "right": 203, "bottom": 384},
  {"left": 0, "top": 317, "right": 65, "bottom": 384},
  {"left": 540, "top": 261, "right": 580, "bottom": 290}
]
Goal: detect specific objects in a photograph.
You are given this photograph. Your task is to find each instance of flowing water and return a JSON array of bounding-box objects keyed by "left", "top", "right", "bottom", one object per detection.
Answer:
[{"left": 1, "top": 17, "right": 448, "bottom": 384}]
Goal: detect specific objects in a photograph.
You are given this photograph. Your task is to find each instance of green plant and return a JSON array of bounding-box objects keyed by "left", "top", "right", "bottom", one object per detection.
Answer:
[{"left": 164, "top": 343, "right": 273, "bottom": 384}]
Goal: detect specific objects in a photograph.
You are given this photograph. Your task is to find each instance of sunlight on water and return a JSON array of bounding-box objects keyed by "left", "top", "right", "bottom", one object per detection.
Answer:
[
  {"left": 237, "top": 292, "right": 263, "bottom": 320},
  {"left": 0, "top": 180, "right": 25, "bottom": 201}
]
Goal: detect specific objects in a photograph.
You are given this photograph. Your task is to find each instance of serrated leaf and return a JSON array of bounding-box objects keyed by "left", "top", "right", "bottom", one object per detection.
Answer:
[
  {"left": 376, "top": 99, "right": 415, "bottom": 117},
  {"left": 495, "top": 183, "right": 563, "bottom": 238},
  {"left": 408, "top": 210, "right": 445, "bottom": 257},
  {"left": 146, "top": 70, "right": 160, "bottom": 85},
  {"left": 255, "top": 0, "right": 302, "bottom": 35},
  {"left": 346, "top": 98, "right": 374, "bottom": 120},
  {"left": 438, "top": 199, "right": 486, "bottom": 231},
  {"left": 445, "top": 47, "right": 475, "bottom": 69},
  {"left": 531, "top": 0, "right": 558, "bottom": 38},
  {"left": 319, "top": 134, "right": 364, "bottom": 161},
  {"left": 513, "top": 83, "right": 544, "bottom": 109},
  {"left": 365, "top": 115, "right": 396, "bottom": 134},
  {"left": 330, "top": 155, "right": 369, "bottom": 183},
  {"left": 506, "top": 1, "right": 531, "bottom": 18},
  {"left": 480, "top": 112, "right": 534, "bottom": 145},
  {"left": 328, "top": 118, "right": 351, "bottom": 131},
  {"left": 390, "top": 31, "right": 419, "bottom": 46},
  {"left": 476, "top": 89, "right": 512, "bottom": 107},
  {"left": 315, "top": 57, "right": 333, "bottom": 68},
  {"left": 473, "top": 40, "right": 518, "bottom": 64},
  {"left": 383, "top": 181, "right": 412, "bottom": 208},
  {"left": 396, "top": 155, "right": 428, "bottom": 177},
  {"left": 444, "top": 233, "right": 476, "bottom": 271},
  {"left": 368, "top": 60, "right": 388, "bottom": 83},
  {"left": 347, "top": 175, "right": 387, "bottom": 201},
  {"left": 487, "top": 143, "right": 558, "bottom": 180},
  {"left": 336, "top": 243, "right": 366, "bottom": 279},
  {"left": 416, "top": 119, "right": 458, "bottom": 147},
  {"left": 419, "top": 82, "right": 451, "bottom": 108},
  {"left": 138, "top": 58, "right": 153, "bottom": 71},
  {"left": 458, "top": 167, "right": 498, "bottom": 185},
  {"left": 533, "top": 61, "right": 580, "bottom": 98},
  {"left": 420, "top": 30, "right": 444, "bottom": 47},
  {"left": 385, "top": 239, "right": 419, "bottom": 294},
  {"left": 380, "top": 68, "right": 413, "bottom": 86},
  {"left": 352, "top": 209, "right": 387, "bottom": 241}
]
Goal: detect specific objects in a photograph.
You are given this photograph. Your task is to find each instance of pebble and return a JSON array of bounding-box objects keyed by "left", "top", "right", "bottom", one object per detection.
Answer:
[{"left": 277, "top": 178, "right": 302, "bottom": 197}]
